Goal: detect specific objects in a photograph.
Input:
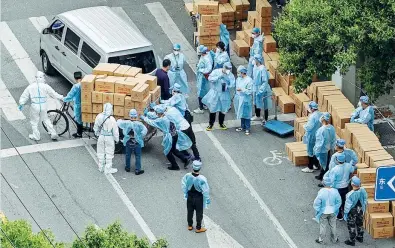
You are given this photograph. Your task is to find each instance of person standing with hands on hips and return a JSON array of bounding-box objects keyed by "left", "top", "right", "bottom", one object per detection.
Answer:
[
  {"left": 234, "top": 66, "right": 253, "bottom": 135},
  {"left": 63, "top": 71, "right": 84, "bottom": 138},
  {"left": 181, "top": 160, "right": 210, "bottom": 233}
]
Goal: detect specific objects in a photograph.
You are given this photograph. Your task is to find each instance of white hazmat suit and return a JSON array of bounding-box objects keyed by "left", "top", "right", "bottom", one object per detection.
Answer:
[
  {"left": 18, "top": 71, "right": 64, "bottom": 141},
  {"left": 93, "top": 103, "right": 119, "bottom": 174}
]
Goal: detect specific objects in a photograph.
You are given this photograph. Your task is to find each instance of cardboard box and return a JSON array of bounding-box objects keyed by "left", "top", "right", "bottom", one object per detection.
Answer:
[
  {"left": 247, "top": 11, "right": 256, "bottom": 26},
  {"left": 368, "top": 200, "right": 390, "bottom": 213},
  {"left": 372, "top": 159, "right": 395, "bottom": 168},
  {"left": 364, "top": 150, "right": 388, "bottom": 166},
  {"left": 131, "top": 84, "right": 148, "bottom": 102},
  {"left": 102, "top": 93, "right": 114, "bottom": 105},
  {"left": 242, "top": 21, "right": 251, "bottom": 30},
  {"left": 92, "top": 103, "right": 103, "bottom": 114},
  {"left": 150, "top": 86, "right": 161, "bottom": 101},
  {"left": 95, "top": 76, "right": 124, "bottom": 93},
  {"left": 81, "top": 102, "right": 92, "bottom": 113},
  {"left": 81, "top": 75, "right": 96, "bottom": 92},
  {"left": 369, "top": 213, "right": 393, "bottom": 228},
  {"left": 92, "top": 91, "right": 103, "bottom": 104},
  {"left": 292, "top": 151, "right": 309, "bottom": 166},
  {"left": 81, "top": 89, "right": 92, "bottom": 103},
  {"left": 232, "top": 40, "right": 249, "bottom": 57},
  {"left": 264, "top": 35, "right": 276, "bottom": 53},
  {"left": 195, "top": 32, "right": 220, "bottom": 45},
  {"left": 93, "top": 63, "right": 120, "bottom": 76},
  {"left": 363, "top": 184, "right": 375, "bottom": 198},
  {"left": 256, "top": 0, "right": 272, "bottom": 17},
  {"left": 268, "top": 60, "right": 279, "bottom": 77},
  {"left": 268, "top": 72, "right": 275, "bottom": 88},
  {"left": 82, "top": 113, "right": 93, "bottom": 123},
  {"left": 236, "top": 31, "right": 245, "bottom": 40},
  {"left": 390, "top": 201, "right": 395, "bottom": 215},
  {"left": 369, "top": 153, "right": 394, "bottom": 168},
  {"left": 135, "top": 74, "right": 158, "bottom": 91},
  {"left": 114, "top": 106, "right": 124, "bottom": 117},
  {"left": 279, "top": 95, "right": 295, "bottom": 114},
  {"left": 267, "top": 52, "right": 280, "bottom": 61},
  {"left": 230, "top": 0, "right": 243, "bottom": 11},
  {"left": 115, "top": 79, "right": 139, "bottom": 95},
  {"left": 124, "top": 96, "right": 134, "bottom": 110},
  {"left": 113, "top": 93, "right": 126, "bottom": 106},
  {"left": 307, "top": 81, "right": 335, "bottom": 98},
  {"left": 135, "top": 95, "right": 151, "bottom": 110},
  {"left": 243, "top": 29, "right": 254, "bottom": 46},
  {"left": 198, "top": 22, "right": 220, "bottom": 36},
  {"left": 294, "top": 93, "right": 310, "bottom": 107},
  {"left": 257, "top": 15, "right": 272, "bottom": 26},
  {"left": 280, "top": 75, "right": 290, "bottom": 95},
  {"left": 370, "top": 226, "right": 394, "bottom": 239},
  {"left": 200, "top": 14, "right": 221, "bottom": 27},
  {"left": 123, "top": 67, "right": 142, "bottom": 77},
  {"left": 196, "top": 1, "right": 219, "bottom": 15},
  {"left": 113, "top": 65, "right": 131, "bottom": 77}
]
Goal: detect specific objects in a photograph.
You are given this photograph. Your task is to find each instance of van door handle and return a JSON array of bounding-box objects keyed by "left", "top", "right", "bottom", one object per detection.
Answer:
[
  {"left": 61, "top": 52, "right": 66, "bottom": 56},
  {"left": 55, "top": 46, "right": 60, "bottom": 50}
]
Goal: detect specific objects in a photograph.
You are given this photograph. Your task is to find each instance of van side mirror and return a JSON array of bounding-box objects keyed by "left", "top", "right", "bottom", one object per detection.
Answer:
[{"left": 42, "top": 28, "right": 50, "bottom": 34}]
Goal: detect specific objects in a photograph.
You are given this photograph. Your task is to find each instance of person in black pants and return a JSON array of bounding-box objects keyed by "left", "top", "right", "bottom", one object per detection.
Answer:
[
  {"left": 181, "top": 160, "right": 210, "bottom": 233},
  {"left": 167, "top": 125, "right": 190, "bottom": 171},
  {"left": 182, "top": 125, "right": 200, "bottom": 161}
]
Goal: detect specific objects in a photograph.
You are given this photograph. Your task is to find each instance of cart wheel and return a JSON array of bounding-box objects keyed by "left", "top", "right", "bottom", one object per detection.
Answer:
[{"left": 43, "top": 110, "right": 69, "bottom": 136}]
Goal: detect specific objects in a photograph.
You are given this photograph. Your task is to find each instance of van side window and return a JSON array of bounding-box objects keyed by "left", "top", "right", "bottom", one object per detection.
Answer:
[
  {"left": 80, "top": 42, "right": 101, "bottom": 68},
  {"left": 50, "top": 20, "right": 65, "bottom": 41},
  {"left": 64, "top": 28, "right": 80, "bottom": 54}
]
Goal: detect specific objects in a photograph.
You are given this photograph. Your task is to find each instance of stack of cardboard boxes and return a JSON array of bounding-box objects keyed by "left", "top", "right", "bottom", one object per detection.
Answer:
[
  {"left": 219, "top": 2, "right": 235, "bottom": 29},
  {"left": 255, "top": 0, "right": 272, "bottom": 35},
  {"left": 81, "top": 63, "right": 161, "bottom": 123},
  {"left": 285, "top": 141, "right": 308, "bottom": 166},
  {"left": 194, "top": 1, "right": 221, "bottom": 50},
  {"left": 230, "top": 0, "right": 249, "bottom": 30}
]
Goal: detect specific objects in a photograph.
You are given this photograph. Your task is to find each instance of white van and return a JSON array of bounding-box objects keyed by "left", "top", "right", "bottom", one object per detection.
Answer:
[{"left": 40, "top": 6, "right": 159, "bottom": 83}]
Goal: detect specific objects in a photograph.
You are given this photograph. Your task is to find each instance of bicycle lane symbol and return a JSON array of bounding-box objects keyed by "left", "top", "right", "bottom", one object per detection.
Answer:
[{"left": 263, "top": 150, "right": 290, "bottom": 166}]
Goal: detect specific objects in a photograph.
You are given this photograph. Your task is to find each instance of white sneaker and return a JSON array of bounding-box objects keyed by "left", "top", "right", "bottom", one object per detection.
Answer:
[
  {"left": 105, "top": 168, "right": 118, "bottom": 174},
  {"left": 313, "top": 165, "right": 319, "bottom": 170},
  {"left": 51, "top": 134, "right": 59, "bottom": 140},
  {"left": 28, "top": 134, "right": 40, "bottom": 141},
  {"left": 236, "top": 127, "right": 243, "bottom": 132},
  {"left": 301, "top": 167, "right": 314, "bottom": 173},
  {"left": 251, "top": 116, "right": 260, "bottom": 121},
  {"left": 194, "top": 108, "right": 204, "bottom": 114}
]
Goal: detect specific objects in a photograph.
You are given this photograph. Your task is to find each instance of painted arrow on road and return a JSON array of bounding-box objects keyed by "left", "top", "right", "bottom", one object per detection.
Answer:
[{"left": 204, "top": 215, "right": 244, "bottom": 248}]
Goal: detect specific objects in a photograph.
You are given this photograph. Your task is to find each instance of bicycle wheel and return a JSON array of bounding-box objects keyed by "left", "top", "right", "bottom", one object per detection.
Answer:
[{"left": 43, "top": 110, "right": 69, "bottom": 136}]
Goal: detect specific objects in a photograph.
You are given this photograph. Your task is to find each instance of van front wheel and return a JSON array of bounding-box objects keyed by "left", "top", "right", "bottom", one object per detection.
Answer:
[{"left": 41, "top": 51, "right": 56, "bottom": 75}]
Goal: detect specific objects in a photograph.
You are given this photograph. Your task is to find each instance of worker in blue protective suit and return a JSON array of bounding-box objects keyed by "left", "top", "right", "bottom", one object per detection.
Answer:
[
  {"left": 93, "top": 103, "right": 119, "bottom": 174},
  {"left": 63, "top": 72, "right": 84, "bottom": 138},
  {"left": 18, "top": 71, "right": 64, "bottom": 141},
  {"left": 181, "top": 160, "right": 210, "bottom": 233},
  {"left": 350, "top": 96, "right": 374, "bottom": 131},
  {"left": 251, "top": 54, "right": 272, "bottom": 125},
  {"left": 213, "top": 41, "right": 230, "bottom": 69},
  {"left": 141, "top": 104, "right": 192, "bottom": 171},
  {"left": 117, "top": 109, "right": 147, "bottom": 175},
  {"left": 302, "top": 101, "right": 322, "bottom": 173},
  {"left": 247, "top": 27, "right": 264, "bottom": 78},
  {"left": 164, "top": 43, "right": 189, "bottom": 94},
  {"left": 202, "top": 62, "right": 236, "bottom": 131},
  {"left": 161, "top": 83, "right": 188, "bottom": 116},
  {"left": 344, "top": 176, "right": 368, "bottom": 246},
  {"left": 323, "top": 153, "right": 354, "bottom": 219},
  {"left": 313, "top": 177, "right": 341, "bottom": 244},
  {"left": 315, "top": 112, "right": 336, "bottom": 183},
  {"left": 234, "top": 65, "right": 253, "bottom": 135},
  {"left": 328, "top": 139, "right": 358, "bottom": 171},
  {"left": 220, "top": 24, "right": 230, "bottom": 57},
  {"left": 194, "top": 46, "right": 213, "bottom": 114}
]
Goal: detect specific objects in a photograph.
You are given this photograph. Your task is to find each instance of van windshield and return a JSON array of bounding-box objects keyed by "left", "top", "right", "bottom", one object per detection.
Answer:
[{"left": 108, "top": 50, "right": 156, "bottom": 73}]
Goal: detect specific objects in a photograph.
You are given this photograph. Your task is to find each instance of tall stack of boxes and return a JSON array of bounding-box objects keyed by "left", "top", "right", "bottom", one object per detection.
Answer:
[
  {"left": 81, "top": 63, "right": 161, "bottom": 123},
  {"left": 230, "top": 0, "right": 245, "bottom": 30},
  {"left": 219, "top": 3, "right": 235, "bottom": 30},
  {"left": 194, "top": 1, "right": 221, "bottom": 50},
  {"left": 255, "top": 0, "right": 272, "bottom": 35}
]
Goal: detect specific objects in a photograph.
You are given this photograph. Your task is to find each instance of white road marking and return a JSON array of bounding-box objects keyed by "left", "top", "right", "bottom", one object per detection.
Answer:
[
  {"left": 0, "top": 78, "right": 26, "bottom": 121},
  {"left": 262, "top": 150, "right": 287, "bottom": 166},
  {"left": 202, "top": 126, "right": 298, "bottom": 248},
  {"left": 29, "top": 16, "right": 49, "bottom": 32},
  {"left": 83, "top": 144, "right": 157, "bottom": 243},
  {"left": 0, "top": 22, "right": 38, "bottom": 84},
  {"left": 204, "top": 215, "right": 244, "bottom": 248},
  {"left": 1, "top": 113, "right": 296, "bottom": 158},
  {"left": 146, "top": 2, "right": 198, "bottom": 73}
]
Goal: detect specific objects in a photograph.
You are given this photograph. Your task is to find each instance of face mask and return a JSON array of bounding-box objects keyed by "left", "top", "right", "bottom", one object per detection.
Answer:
[
  {"left": 225, "top": 69, "right": 231, "bottom": 75},
  {"left": 237, "top": 73, "right": 242, "bottom": 77},
  {"left": 173, "top": 51, "right": 179, "bottom": 55},
  {"left": 252, "top": 34, "right": 257, "bottom": 38},
  {"left": 357, "top": 101, "right": 362, "bottom": 108},
  {"left": 216, "top": 48, "right": 221, "bottom": 53}
]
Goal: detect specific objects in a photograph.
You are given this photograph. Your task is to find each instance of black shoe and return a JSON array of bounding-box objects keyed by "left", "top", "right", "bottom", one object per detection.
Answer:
[
  {"left": 318, "top": 183, "right": 324, "bottom": 188},
  {"left": 168, "top": 166, "right": 180, "bottom": 171},
  {"left": 315, "top": 239, "right": 323, "bottom": 244},
  {"left": 356, "top": 237, "right": 363, "bottom": 243},
  {"left": 315, "top": 175, "right": 322, "bottom": 180},
  {"left": 344, "top": 240, "right": 355, "bottom": 246},
  {"left": 135, "top": 170, "right": 145, "bottom": 175},
  {"left": 125, "top": 167, "right": 131, "bottom": 172},
  {"left": 72, "top": 133, "right": 82, "bottom": 138}
]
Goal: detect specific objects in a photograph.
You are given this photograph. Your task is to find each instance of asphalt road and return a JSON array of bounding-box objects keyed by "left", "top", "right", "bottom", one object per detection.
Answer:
[{"left": 1, "top": 1, "right": 394, "bottom": 247}]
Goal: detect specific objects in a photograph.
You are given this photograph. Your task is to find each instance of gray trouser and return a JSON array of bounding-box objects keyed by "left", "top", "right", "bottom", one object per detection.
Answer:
[{"left": 319, "top": 213, "right": 338, "bottom": 242}]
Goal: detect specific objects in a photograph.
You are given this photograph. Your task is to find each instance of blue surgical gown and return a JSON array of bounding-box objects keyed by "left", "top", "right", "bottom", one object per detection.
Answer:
[
  {"left": 344, "top": 188, "right": 368, "bottom": 219},
  {"left": 164, "top": 52, "right": 189, "bottom": 94},
  {"left": 303, "top": 111, "right": 322, "bottom": 156},
  {"left": 323, "top": 162, "right": 354, "bottom": 189},
  {"left": 181, "top": 173, "right": 210, "bottom": 208},
  {"left": 214, "top": 51, "right": 230, "bottom": 69},
  {"left": 117, "top": 120, "right": 148, "bottom": 147},
  {"left": 247, "top": 35, "right": 264, "bottom": 78},
  {"left": 234, "top": 76, "right": 253, "bottom": 119},
  {"left": 220, "top": 24, "right": 230, "bottom": 56},
  {"left": 314, "top": 125, "right": 336, "bottom": 169},
  {"left": 253, "top": 65, "right": 272, "bottom": 110},
  {"left": 351, "top": 106, "right": 374, "bottom": 131},
  {"left": 329, "top": 149, "right": 358, "bottom": 171},
  {"left": 202, "top": 69, "right": 235, "bottom": 113},
  {"left": 162, "top": 93, "right": 187, "bottom": 116},
  {"left": 313, "top": 188, "right": 341, "bottom": 222},
  {"left": 196, "top": 55, "right": 213, "bottom": 98},
  {"left": 63, "top": 83, "right": 82, "bottom": 124}
]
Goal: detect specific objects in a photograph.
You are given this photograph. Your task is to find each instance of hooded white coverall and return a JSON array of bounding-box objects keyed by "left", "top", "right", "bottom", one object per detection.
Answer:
[
  {"left": 18, "top": 71, "right": 64, "bottom": 141},
  {"left": 93, "top": 103, "right": 119, "bottom": 174}
]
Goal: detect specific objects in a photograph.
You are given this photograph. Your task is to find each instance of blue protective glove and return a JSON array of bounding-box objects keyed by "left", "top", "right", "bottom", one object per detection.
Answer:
[
  {"left": 343, "top": 214, "right": 348, "bottom": 221},
  {"left": 18, "top": 105, "right": 23, "bottom": 111},
  {"left": 184, "top": 194, "right": 188, "bottom": 200},
  {"left": 140, "top": 115, "right": 145, "bottom": 120},
  {"left": 206, "top": 199, "right": 211, "bottom": 205}
]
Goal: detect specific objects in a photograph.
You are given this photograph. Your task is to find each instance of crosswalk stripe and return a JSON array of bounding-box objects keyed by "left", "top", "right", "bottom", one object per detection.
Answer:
[
  {"left": 146, "top": 2, "right": 198, "bottom": 73},
  {"left": 29, "top": 16, "right": 49, "bottom": 33},
  {"left": 0, "top": 22, "right": 38, "bottom": 84},
  {"left": 0, "top": 78, "right": 26, "bottom": 121}
]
